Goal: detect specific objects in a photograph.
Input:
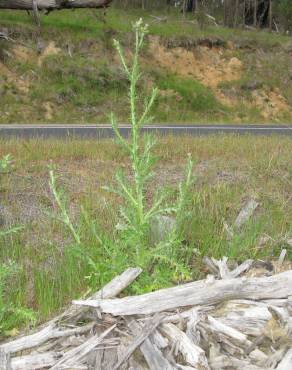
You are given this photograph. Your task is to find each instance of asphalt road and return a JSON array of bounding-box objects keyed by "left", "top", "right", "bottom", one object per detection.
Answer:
[{"left": 0, "top": 124, "right": 292, "bottom": 138}]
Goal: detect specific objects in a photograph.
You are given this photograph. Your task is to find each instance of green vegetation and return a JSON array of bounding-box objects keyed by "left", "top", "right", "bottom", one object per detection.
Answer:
[
  {"left": 1, "top": 134, "right": 292, "bottom": 328},
  {"left": 0, "top": 155, "right": 36, "bottom": 335},
  {"left": 155, "top": 74, "right": 224, "bottom": 121},
  {"left": 1, "top": 7, "right": 292, "bottom": 124},
  {"left": 1, "top": 12, "right": 292, "bottom": 335}
]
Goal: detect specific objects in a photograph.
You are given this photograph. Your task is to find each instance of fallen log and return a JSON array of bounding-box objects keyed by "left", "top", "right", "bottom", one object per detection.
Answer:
[
  {"left": 0, "top": 0, "right": 112, "bottom": 10},
  {"left": 73, "top": 270, "right": 292, "bottom": 316}
]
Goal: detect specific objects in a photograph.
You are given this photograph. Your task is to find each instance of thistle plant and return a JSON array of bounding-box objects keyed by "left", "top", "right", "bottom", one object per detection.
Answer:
[
  {"left": 108, "top": 20, "right": 167, "bottom": 250},
  {"left": 47, "top": 19, "right": 195, "bottom": 291},
  {"left": 107, "top": 19, "right": 194, "bottom": 261}
]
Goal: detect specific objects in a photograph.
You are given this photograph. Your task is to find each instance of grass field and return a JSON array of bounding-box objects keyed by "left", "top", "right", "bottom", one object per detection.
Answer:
[
  {"left": 1, "top": 9, "right": 292, "bottom": 340},
  {"left": 0, "top": 134, "right": 292, "bottom": 332},
  {"left": 1, "top": 7, "right": 292, "bottom": 124}
]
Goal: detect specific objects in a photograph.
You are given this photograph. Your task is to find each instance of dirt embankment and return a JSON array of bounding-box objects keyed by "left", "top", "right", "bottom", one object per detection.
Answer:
[
  {"left": 1, "top": 31, "right": 292, "bottom": 122},
  {"left": 148, "top": 35, "right": 292, "bottom": 120}
]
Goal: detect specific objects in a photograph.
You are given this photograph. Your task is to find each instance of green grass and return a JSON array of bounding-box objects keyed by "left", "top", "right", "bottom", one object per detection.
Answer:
[
  {"left": 0, "top": 135, "right": 292, "bottom": 329},
  {"left": 1, "top": 7, "right": 290, "bottom": 46},
  {"left": 154, "top": 73, "right": 228, "bottom": 122}
]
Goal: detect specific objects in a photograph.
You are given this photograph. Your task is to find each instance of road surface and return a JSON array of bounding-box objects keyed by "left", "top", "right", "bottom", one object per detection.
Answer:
[{"left": 0, "top": 124, "right": 292, "bottom": 138}]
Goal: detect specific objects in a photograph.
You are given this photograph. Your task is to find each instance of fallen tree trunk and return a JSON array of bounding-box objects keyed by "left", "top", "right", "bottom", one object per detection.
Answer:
[
  {"left": 73, "top": 270, "right": 292, "bottom": 315},
  {"left": 0, "top": 0, "right": 112, "bottom": 10}
]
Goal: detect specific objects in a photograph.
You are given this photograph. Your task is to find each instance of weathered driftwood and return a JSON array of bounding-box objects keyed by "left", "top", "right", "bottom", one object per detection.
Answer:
[
  {"left": 0, "top": 267, "right": 142, "bottom": 355},
  {"left": 202, "top": 256, "right": 219, "bottom": 275},
  {"left": 2, "top": 262, "right": 292, "bottom": 370},
  {"left": 0, "top": 322, "right": 94, "bottom": 354},
  {"left": 129, "top": 321, "right": 174, "bottom": 370},
  {"left": 276, "top": 348, "right": 292, "bottom": 370},
  {"left": 73, "top": 270, "right": 292, "bottom": 315},
  {"left": 60, "top": 267, "right": 142, "bottom": 323},
  {"left": 209, "top": 354, "right": 263, "bottom": 370},
  {"left": 215, "top": 300, "right": 272, "bottom": 336},
  {"left": 234, "top": 199, "right": 259, "bottom": 229},
  {"left": 200, "top": 315, "right": 252, "bottom": 349},
  {"left": 150, "top": 330, "right": 168, "bottom": 349},
  {"left": 0, "top": 350, "right": 11, "bottom": 370},
  {"left": 160, "top": 323, "right": 209, "bottom": 369},
  {"left": 11, "top": 351, "right": 61, "bottom": 370},
  {"left": 212, "top": 256, "right": 230, "bottom": 279},
  {"left": 229, "top": 259, "right": 253, "bottom": 278},
  {"left": 0, "top": 0, "right": 112, "bottom": 10},
  {"left": 113, "top": 315, "right": 163, "bottom": 370},
  {"left": 50, "top": 324, "right": 116, "bottom": 369},
  {"left": 203, "top": 257, "right": 253, "bottom": 279}
]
